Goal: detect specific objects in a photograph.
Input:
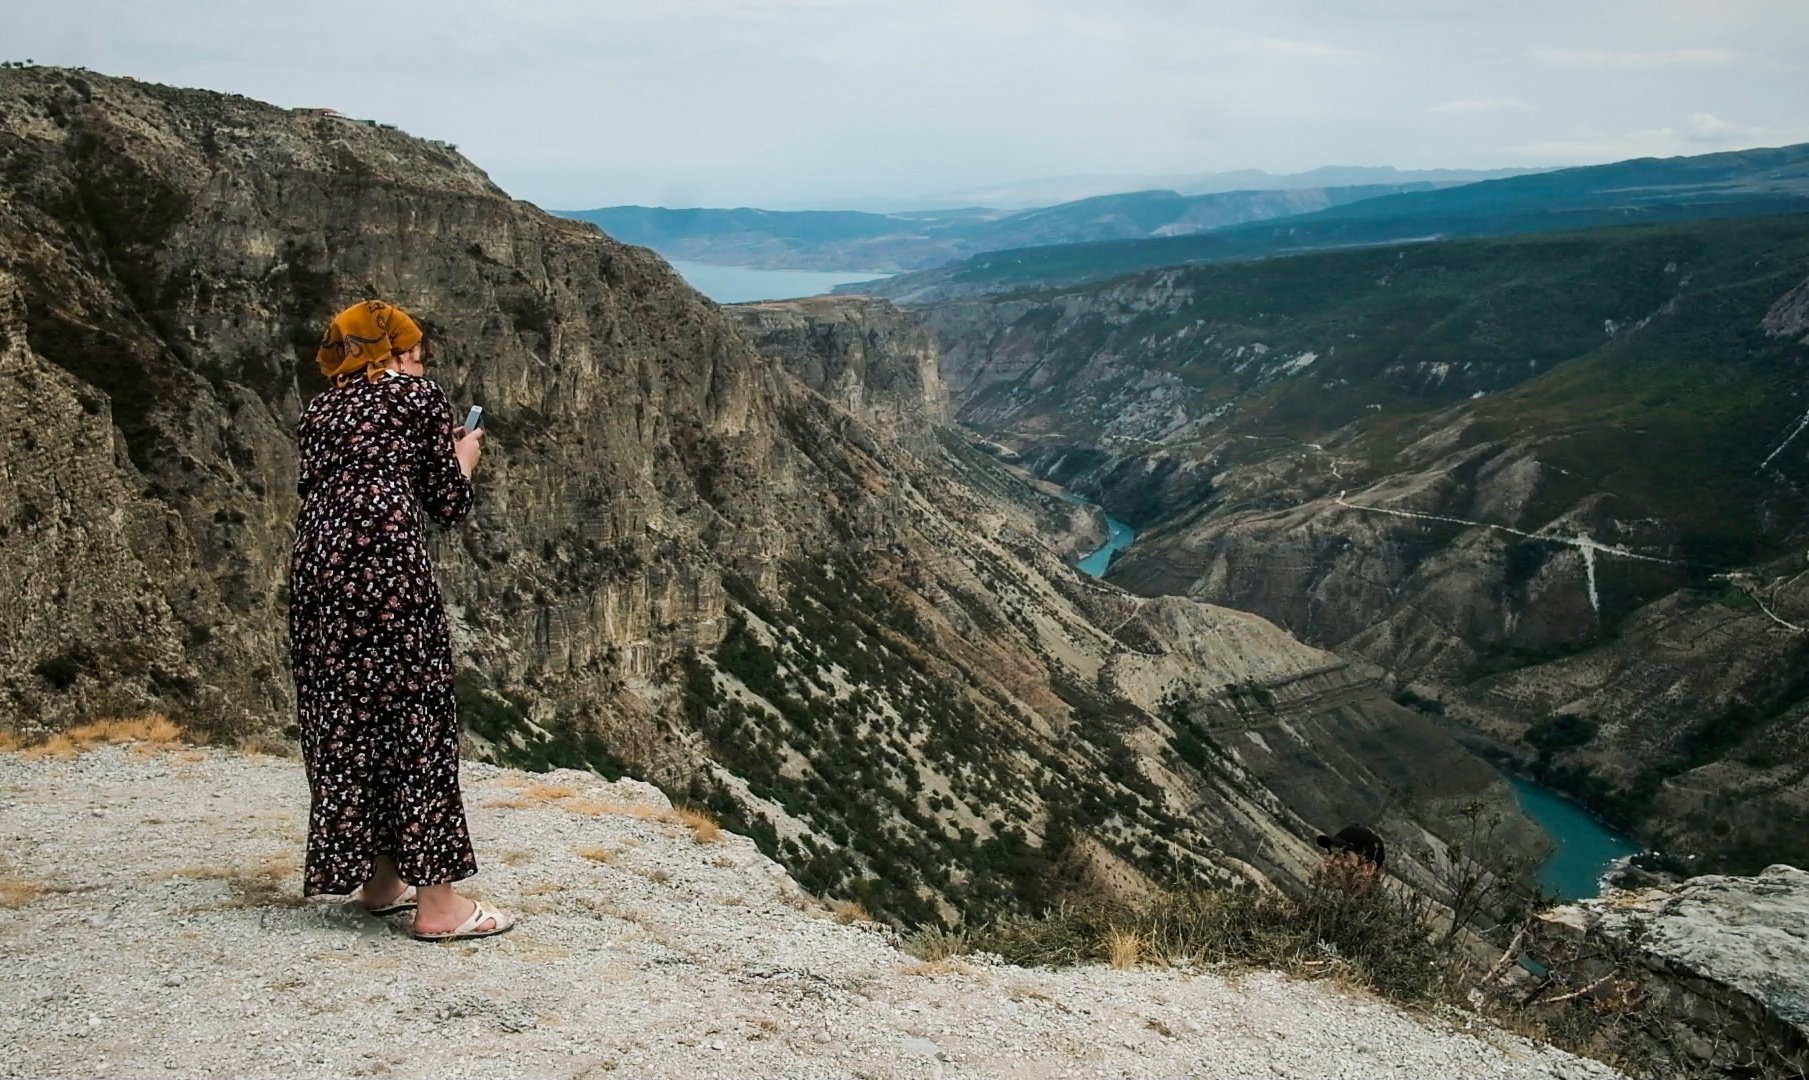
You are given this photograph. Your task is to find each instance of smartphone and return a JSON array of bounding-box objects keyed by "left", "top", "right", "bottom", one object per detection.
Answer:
[{"left": 463, "top": 405, "right": 484, "bottom": 432}]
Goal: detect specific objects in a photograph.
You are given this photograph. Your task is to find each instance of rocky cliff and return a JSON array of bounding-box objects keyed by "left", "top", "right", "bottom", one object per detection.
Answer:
[
  {"left": 1533, "top": 864, "right": 1809, "bottom": 1078},
  {"left": 916, "top": 218, "right": 1809, "bottom": 871},
  {"left": 0, "top": 67, "right": 1540, "bottom": 925},
  {"left": 727, "top": 296, "right": 951, "bottom": 453}
]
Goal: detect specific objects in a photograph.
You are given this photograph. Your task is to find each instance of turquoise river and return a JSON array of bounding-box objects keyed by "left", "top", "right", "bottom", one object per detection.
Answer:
[{"left": 1066, "top": 499, "right": 1640, "bottom": 901}]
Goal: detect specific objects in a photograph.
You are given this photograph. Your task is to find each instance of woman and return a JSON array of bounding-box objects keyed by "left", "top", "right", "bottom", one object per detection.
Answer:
[{"left": 288, "top": 299, "right": 514, "bottom": 941}]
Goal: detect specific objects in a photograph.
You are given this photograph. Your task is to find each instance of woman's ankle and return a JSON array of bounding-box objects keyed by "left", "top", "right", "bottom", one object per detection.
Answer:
[{"left": 413, "top": 883, "right": 465, "bottom": 918}]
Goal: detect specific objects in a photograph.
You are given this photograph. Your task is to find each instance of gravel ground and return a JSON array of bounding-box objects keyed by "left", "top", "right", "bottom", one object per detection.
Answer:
[{"left": 0, "top": 745, "right": 1623, "bottom": 1080}]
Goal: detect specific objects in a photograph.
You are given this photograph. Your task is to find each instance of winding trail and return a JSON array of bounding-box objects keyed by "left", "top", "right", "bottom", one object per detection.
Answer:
[
  {"left": 1759, "top": 407, "right": 1809, "bottom": 472},
  {"left": 1332, "top": 490, "right": 1679, "bottom": 616}
]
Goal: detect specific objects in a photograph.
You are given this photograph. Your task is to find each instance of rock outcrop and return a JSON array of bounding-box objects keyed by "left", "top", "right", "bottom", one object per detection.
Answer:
[
  {"left": 1533, "top": 864, "right": 1809, "bottom": 1078},
  {"left": 0, "top": 67, "right": 1538, "bottom": 923},
  {"left": 728, "top": 296, "right": 951, "bottom": 453},
  {"left": 1765, "top": 274, "right": 1809, "bottom": 343}
]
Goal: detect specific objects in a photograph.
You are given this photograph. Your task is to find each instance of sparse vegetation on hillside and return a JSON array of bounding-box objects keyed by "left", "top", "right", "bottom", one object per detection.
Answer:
[
  {"left": 933, "top": 210, "right": 1809, "bottom": 873},
  {"left": 675, "top": 554, "right": 1228, "bottom": 927}
]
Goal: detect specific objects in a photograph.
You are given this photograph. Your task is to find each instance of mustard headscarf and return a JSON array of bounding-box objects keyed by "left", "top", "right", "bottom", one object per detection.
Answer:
[{"left": 315, "top": 300, "right": 424, "bottom": 387}]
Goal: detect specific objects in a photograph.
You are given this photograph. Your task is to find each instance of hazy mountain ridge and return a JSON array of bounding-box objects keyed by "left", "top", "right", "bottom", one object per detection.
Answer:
[
  {"left": 856, "top": 143, "right": 1809, "bottom": 302},
  {"left": 0, "top": 66, "right": 1538, "bottom": 927},
  {"left": 561, "top": 183, "right": 1445, "bottom": 273},
  {"left": 787, "top": 164, "right": 1545, "bottom": 213},
  {"left": 915, "top": 214, "right": 1809, "bottom": 871}
]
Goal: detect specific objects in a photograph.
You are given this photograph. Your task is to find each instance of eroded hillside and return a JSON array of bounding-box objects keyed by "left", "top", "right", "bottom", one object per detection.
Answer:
[{"left": 917, "top": 217, "right": 1809, "bottom": 871}]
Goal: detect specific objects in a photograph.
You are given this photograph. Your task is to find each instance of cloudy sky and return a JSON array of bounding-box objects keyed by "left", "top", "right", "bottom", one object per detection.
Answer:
[{"left": 6, "top": 0, "right": 1807, "bottom": 210}]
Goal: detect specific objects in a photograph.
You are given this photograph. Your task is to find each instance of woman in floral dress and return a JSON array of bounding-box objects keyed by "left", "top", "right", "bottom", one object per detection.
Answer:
[{"left": 288, "top": 300, "right": 513, "bottom": 941}]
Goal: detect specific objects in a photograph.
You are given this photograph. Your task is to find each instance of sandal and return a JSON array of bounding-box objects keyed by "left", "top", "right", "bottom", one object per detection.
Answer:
[
  {"left": 412, "top": 900, "right": 516, "bottom": 942},
  {"left": 352, "top": 884, "right": 418, "bottom": 916}
]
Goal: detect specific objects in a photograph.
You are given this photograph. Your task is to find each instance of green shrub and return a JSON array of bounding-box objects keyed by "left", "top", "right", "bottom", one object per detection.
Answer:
[
  {"left": 962, "top": 861, "right": 1459, "bottom": 1004},
  {"left": 1525, "top": 714, "right": 1600, "bottom": 754}
]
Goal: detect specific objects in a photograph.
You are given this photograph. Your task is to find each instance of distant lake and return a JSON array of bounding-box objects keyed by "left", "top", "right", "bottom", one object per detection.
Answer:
[{"left": 666, "top": 260, "right": 892, "bottom": 303}]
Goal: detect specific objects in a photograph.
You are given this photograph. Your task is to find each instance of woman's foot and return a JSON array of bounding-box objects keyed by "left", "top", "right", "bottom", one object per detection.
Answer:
[
  {"left": 352, "top": 857, "right": 413, "bottom": 913},
  {"left": 411, "top": 884, "right": 515, "bottom": 938},
  {"left": 351, "top": 883, "right": 417, "bottom": 915}
]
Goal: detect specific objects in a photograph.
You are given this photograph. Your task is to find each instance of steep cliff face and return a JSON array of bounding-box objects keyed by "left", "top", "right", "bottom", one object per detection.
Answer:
[
  {"left": 727, "top": 296, "right": 951, "bottom": 453},
  {"left": 0, "top": 67, "right": 1538, "bottom": 924},
  {"left": 917, "top": 218, "right": 1809, "bottom": 871}
]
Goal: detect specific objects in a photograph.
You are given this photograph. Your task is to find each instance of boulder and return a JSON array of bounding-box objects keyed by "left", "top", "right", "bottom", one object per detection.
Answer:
[{"left": 1534, "top": 864, "right": 1809, "bottom": 1078}]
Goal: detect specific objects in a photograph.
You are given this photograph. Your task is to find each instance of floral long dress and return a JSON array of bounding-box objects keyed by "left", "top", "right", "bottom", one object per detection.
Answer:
[{"left": 287, "top": 371, "right": 477, "bottom": 896}]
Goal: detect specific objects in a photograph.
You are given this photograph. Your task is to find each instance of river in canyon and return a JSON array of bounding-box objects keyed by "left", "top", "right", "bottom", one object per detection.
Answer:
[{"left": 1062, "top": 494, "right": 1638, "bottom": 900}]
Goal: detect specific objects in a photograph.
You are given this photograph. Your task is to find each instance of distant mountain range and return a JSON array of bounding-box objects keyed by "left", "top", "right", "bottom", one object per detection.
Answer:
[
  {"left": 772, "top": 165, "right": 1548, "bottom": 213},
  {"left": 561, "top": 182, "right": 1456, "bottom": 273},
  {"left": 851, "top": 143, "right": 1809, "bottom": 301},
  {"left": 885, "top": 165, "right": 1547, "bottom": 212}
]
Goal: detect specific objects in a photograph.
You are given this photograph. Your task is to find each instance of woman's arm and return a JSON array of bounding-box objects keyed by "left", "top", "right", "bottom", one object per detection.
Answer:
[{"left": 407, "top": 379, "right": 476, "bottom": 527}]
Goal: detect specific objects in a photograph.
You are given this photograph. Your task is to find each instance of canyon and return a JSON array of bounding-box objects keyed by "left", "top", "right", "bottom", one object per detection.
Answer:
[
  {"left": 0, "top": 66, "right": 1540, "bottom": 932},
  {"left": 910, "top": 214, "right": 1809, "bottom": 872}
]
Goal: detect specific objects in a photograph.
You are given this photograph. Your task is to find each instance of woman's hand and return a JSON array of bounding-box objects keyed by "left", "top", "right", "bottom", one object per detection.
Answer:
[{"left": 453, "top": 426, "right": 485, "bottom": 478}]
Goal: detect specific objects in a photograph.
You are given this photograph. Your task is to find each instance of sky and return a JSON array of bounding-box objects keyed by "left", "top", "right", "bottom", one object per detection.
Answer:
[{"left": 5, "top": 0, "right": 1808, "bottom": 211}]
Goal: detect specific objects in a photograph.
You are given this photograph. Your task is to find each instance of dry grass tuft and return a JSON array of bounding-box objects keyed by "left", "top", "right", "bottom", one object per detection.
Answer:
[
  {"left": 559, "top": 798, "right": 715, "bottom": 848},
  {"left": 0, "top": 878, "right": 47, "bottom": 909},
  {"left": 18, "top": 714, "right": 184, "bottom": 760},
  {"left": 575, "top": 846, "right": 616, "bottom": 864},
  {"left": 162, "top": 857, "right": 302, "bottom": 907},
  {"left": 20, "top": 735, "right": 78, "bottom": 761},
  {"left": 560, "top": 797, "right": 622, "bottom": 816},
  {"left": 236, "top": 733, "right": 296, "bottom": 758},
  {"left": 900, "top": 959, "right": 967, "bottom": 977},
  {"left": 828, "top": 900, "right": 877, "bottom": 925},
  {"left": 904, "top": 926, "right": 971, "bottom": 962},
  {"left": 171, "top": 854, "right": 304, "bottom": 908},
  {"left": 671, "top": 804, "right": 722, "bottom": 844},
  {"left": 79, "top": 714, "right": 182, "bottom": 743},
  {"left": 1106, "top": 928, "right": 1143, "bottom": 970},
  {"left": 482, "top": 796, "right": 535, "bottom": 810},
  {"left": 521, "top": 782, "right": 578, "bottom": 800},
  {"left": 0, "top": 731, "right": 22, "bottom": 753}
]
